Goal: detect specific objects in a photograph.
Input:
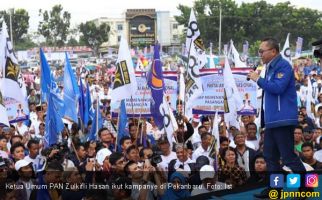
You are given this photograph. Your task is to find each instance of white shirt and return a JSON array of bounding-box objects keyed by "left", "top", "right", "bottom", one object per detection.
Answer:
[
  {"left": 246, "top": 138, "right": 260, "bottom": 151},
  {"left": 158, "top": 151, "right": 177, "bottom": 172},
  {"left": 30, "top": 119, "right": 43, "bottom": 136},
  {"left": 16, "top": 123, "right": 29, "bottom": 136},
  {"left": 192, "top": 145, "right": 214, "bottom": 165},
  {"left": 314, "top": 150, "right": 322, "bottom": 162},
  {"left": 191, "top": 131, "right": 201, "bottom": 149},
  {"left": 174, "top": 158, "right": 194, "bottom": 173},
  {"left": 29, "top": 112, "right": 37, "bottom": 122},
  {"left": 24, "top": 155, "right": 46, "bottom": 172},
  {"left": 236, "top": 149, "right": 250, "bottom": 178},
  {"left": 299, "top": 85, "right": 308, "bottom": 103}
]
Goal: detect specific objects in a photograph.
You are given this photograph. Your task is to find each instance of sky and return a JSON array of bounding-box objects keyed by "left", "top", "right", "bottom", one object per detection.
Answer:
[{"left": 2, "top": 0, "right": 322, "bottom": 32}]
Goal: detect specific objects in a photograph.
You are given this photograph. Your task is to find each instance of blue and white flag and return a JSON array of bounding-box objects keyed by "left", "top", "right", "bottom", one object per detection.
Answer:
[
  {"left": 281, "top": 33, "right": 292, "bottom": 65},
  {"left": 117, "top": 99, "right": 129, "bottom": 151},
  {"left": 45, "top": 91, "right": 65, "bottom": 147},
  {"left": 147, "top": 44, "right": 165, "bottom": 129},
  {"left": 40, "top": 48, "right": 52, "bottom": 98},
  {"left": 87, "top": 99, "right": 102, "bottom": 141},
  {"left": 63, "top": 53, "right": 80, "bottom": 122}
]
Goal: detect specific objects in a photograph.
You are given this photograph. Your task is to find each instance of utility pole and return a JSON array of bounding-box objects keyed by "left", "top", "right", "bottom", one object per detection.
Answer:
[
  {"left": 9, "top": 8, "right": 14, "bottom": 47},
  {"left": 218, "top": 6, "right": 222, "bottom": 56}
]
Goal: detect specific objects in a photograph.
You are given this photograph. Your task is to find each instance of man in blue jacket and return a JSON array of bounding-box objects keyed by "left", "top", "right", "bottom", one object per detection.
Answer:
[{"left": 248, "top": 38, "right": 306, "bottom": 198}]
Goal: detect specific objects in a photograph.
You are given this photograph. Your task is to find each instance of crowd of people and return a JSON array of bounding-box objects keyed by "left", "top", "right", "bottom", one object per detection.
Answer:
[{"left": 0, "top": 46, "right": 322, "bottom": 200}]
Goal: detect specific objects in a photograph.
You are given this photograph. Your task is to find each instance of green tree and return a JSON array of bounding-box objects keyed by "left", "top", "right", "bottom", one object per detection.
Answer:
[
  {"left": 38, "top": 4, "right": 71, "bottom": 47},
  {"left": 175, "top": 0, "right": 322, "bottom": 53},
  {"left": 79, "top": 21, "right": 110, "bottom": 55},
  {"left": 0, "top": 8, "right": 29, "bottom": 44},
  {"left": 14, "top": 35, "right": 37, "bottom": 50}
]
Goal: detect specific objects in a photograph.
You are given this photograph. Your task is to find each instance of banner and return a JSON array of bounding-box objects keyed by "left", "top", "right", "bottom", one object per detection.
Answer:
[
  {"left": 4, "top": 97, "right": 29, "bottom": 123},
  {"left": 112, "top": 69, "right": 256, "bottom": 117},
  {"left": 193, "top": 68, "right": 257, "bottom": 115},
  {"left": 295, "top": 37, "right": 303, "bottom": 58},
  {"left": 112, "top": 71, "right": 178, "bottom": 117}
]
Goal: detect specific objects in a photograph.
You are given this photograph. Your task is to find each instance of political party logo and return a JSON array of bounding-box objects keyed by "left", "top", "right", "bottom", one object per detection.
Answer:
[
  {"left": 113, "top": 60, "right": 131, "bottom": 89},
  {"left": 270, "top": 174, "right": 284, "bottom": 188},
  {"left": 287, "top": 174, "right": 301, "bottom": 188},
  {"left": 305, "top": 174, "right": 318, "bottom": 188},
  {"left": 5, "top": 57, "right": 20, "bottom": 82}
]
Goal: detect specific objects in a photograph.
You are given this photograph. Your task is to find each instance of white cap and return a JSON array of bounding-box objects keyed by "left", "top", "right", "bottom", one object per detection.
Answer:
[
  {"left": 96, "top": 148, "right": 112, "bottom": 165},
  {"left": 15, "top": 159, "right": 32, "bottom": 171},
  {"left": 200, "top": 165, "right": 215, "bottom": 181}
]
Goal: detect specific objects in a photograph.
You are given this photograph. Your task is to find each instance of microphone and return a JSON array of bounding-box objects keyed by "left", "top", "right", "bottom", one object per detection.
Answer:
[{"left": 247, "top": 65, "right": 258, "bottom": 81}]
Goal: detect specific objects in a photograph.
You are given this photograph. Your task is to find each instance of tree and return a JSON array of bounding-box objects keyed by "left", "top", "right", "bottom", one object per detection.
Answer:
[
  {"left": 0, "top": 8, "right": 29, "bottom": 44},
  {"left": 175, "top": 0, "right": 322, "bottom": 53},
  {"left": 38, "top": 4, "right": 71, "bottom": 47},
  {"left": 79, "top": 21, "right": 110, "bottom": 55},
  {"left": 14, "top": 35, "right": 37, "bottom": 51}
]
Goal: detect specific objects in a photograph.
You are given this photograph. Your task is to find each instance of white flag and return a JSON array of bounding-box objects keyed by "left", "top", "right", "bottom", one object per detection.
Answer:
[
  {"left": 212, "top": 110, "right": 220, "bottom": 153},
  {"left": 306, "top": 76, "right": 315, "bottom": 120},
  {"left": 111, "top": 36, "right": 137, "bottom": 102},
  {"left": 281, "top": 33, "right": 292, "bottom": 65},
  {"left": 223, "top": 56, "right": 243, "bottom": 129},
  {"left": 0, "top": 22, "right": 27, "bottom": 103},
  {"left": 179, "top": 67, "right": 185, "bottom": 101},
  {"left": 161, "top": 95, "right": 178, "bottom": 150},
  {"left": 230, "top": 40, "right": 247, "bottom": 68},
  {"left": 0, "top": 90, "right": 9, "bottom": 126},
  {"left": 184, "top": 9, "right": 206, "bottom": 118}
]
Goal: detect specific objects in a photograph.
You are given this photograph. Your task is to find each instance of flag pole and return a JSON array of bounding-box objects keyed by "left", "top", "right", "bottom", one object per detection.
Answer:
[
  {"left": 134, "top": 84, "right": 148, "bottom": 146},
  {"left": 95, "top": 96, "right": 99, "bottom": 140},
  {"left": 164, "top": 95, "right": 178, "bottom": 143},
  {"left": 114, "top": 102, "right": 121, "bottom": 152}
]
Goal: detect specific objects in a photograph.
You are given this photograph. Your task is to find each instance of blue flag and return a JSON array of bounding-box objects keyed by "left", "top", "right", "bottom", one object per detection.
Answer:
[
  {"left": 117, "top": 100, "right": 129, "bottom": 151},
  {"left": 45, "top": 91, "right": 64, "bottom": 147},
  {"left": 36, "top": 172, "right": 51, "bottom": 200},
  {"left": 79, "top": 79, "right": 85, "bottom": 124},
  {"left": 63, "top": 53, "right": 80, "bottom": 122},
  {"left": 147, "top": 45, "right": 165, "bottom": 129},
  {"left": 84, "top": 83, "right": 91, "bottom": 127},
  {"left": 87, "top": 102, "right": 102, "bottom": 141},
  {"left": 40, "top": 48, "right": 52, "bottom": 99}
]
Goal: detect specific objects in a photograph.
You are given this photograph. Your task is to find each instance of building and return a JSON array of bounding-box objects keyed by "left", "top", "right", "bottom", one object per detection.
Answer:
[{"left": 92, "top": 9, "right": 184, "bottom": 54}]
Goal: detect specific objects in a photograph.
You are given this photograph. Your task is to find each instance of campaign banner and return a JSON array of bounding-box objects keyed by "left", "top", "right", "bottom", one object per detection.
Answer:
[
  {"left": 4, "top": 97, "right": 29, "bottom": 123},
  {"left": 193, "top": 68, "right": 257, "bottom": 115},
  {"left": 112, "top": 71, "right": 178, "bottom": 117}
]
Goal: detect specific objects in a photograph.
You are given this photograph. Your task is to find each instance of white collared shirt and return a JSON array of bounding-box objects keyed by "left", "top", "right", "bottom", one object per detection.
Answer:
[
  {"left": 192, "top": 145, "right": 214, "bottom": 165},
  {"left": 174, "top": 158, "right": 194, "bottom": 173}
]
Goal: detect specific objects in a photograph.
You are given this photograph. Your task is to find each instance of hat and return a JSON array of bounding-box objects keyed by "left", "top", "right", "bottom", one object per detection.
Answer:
[
  {"left": 15, "top": 159, "right": 32, "bottom": 171},
  {"left": 192, "top": 114, "right": 200, "bottom": 123},
  {"left": 96, "top": 148, "right": 112, "bottom": 166},
  {"left": 200, "top": 165, "right": 215, "bottom": 181}
]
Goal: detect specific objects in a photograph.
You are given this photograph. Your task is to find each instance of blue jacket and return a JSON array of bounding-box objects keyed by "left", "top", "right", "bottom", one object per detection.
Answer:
[{"left": 257, "top": 55, "right": 298, "bottom": 128}]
